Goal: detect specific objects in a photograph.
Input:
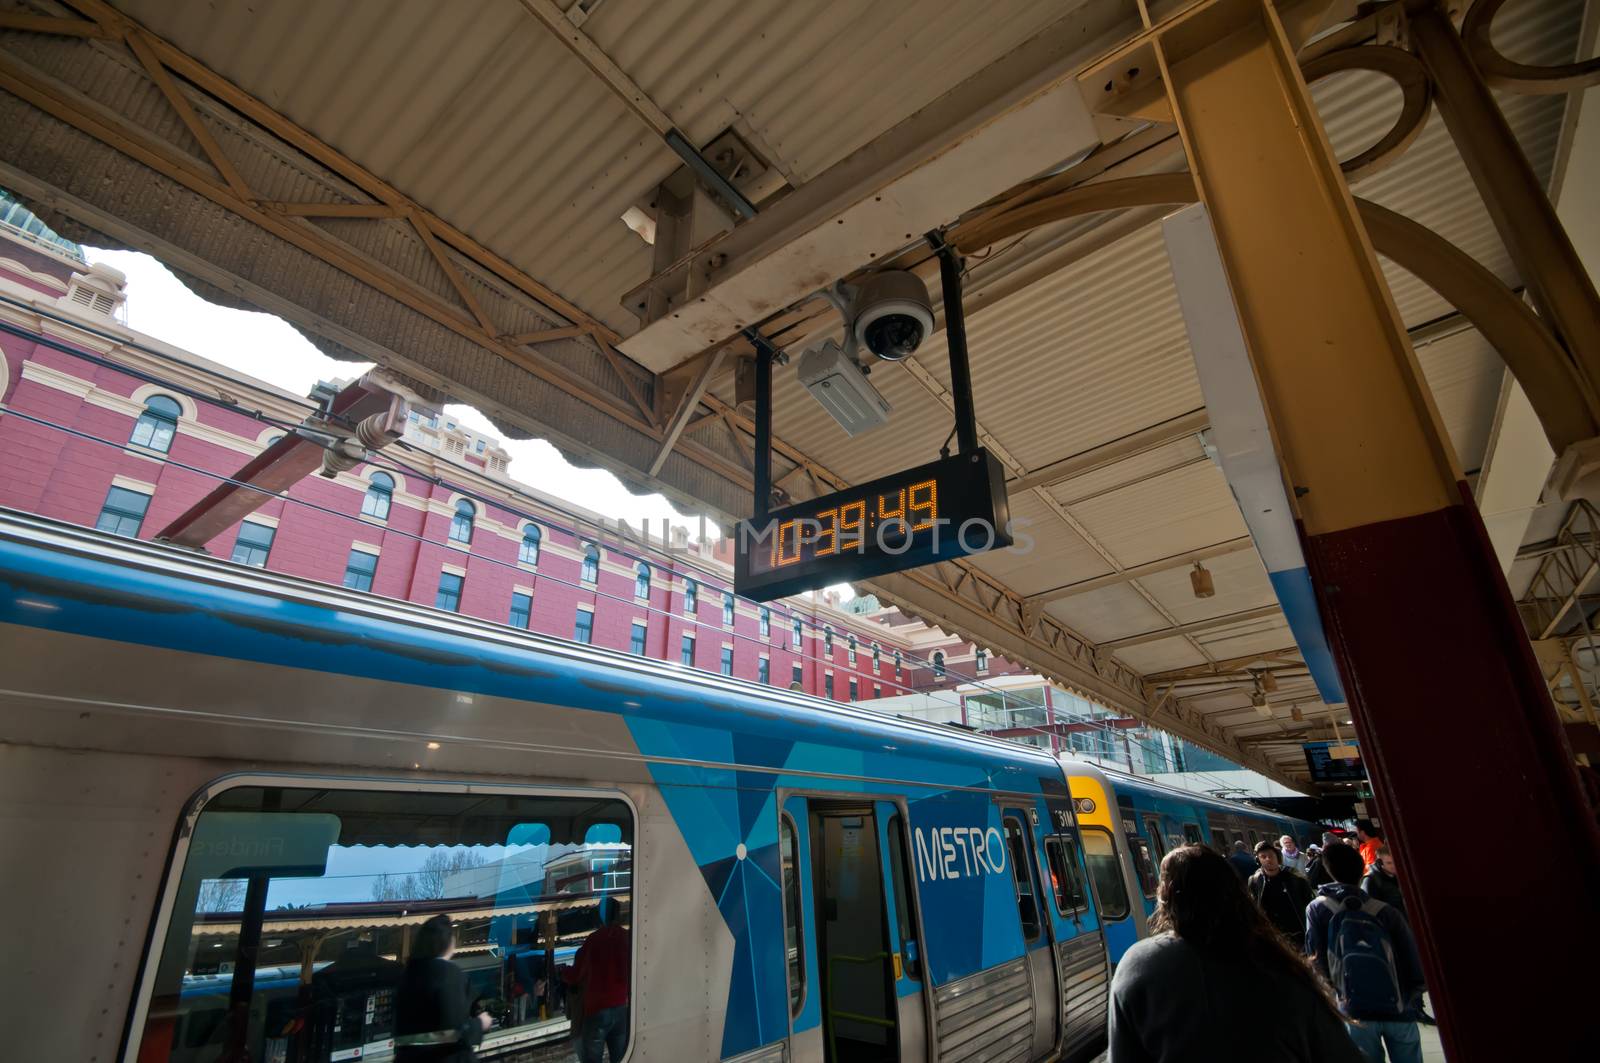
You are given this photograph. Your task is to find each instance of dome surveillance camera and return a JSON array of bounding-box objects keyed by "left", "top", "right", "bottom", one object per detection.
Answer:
[{"left": 851, "top": 270, "right": 933, "bottom": 361}]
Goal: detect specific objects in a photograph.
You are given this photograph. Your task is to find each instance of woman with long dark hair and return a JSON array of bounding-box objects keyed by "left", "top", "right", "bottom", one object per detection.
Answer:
[{"left": 1108, "top": 845, "right": 1365, "bottom": 1062}]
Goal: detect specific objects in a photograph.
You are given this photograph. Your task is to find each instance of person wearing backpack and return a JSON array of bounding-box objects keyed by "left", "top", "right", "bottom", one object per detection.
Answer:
[{"left": 1304, "top": 844, "right": 1426, "bottom": 1063}]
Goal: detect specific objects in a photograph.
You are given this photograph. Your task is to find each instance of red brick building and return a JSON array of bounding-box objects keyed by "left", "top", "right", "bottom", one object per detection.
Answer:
[{"left": 0, "top": 213, "right": 1027, "bottom": 707}]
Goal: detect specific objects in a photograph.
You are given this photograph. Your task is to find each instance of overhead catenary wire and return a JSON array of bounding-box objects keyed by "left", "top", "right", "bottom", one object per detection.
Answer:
[
  {"left": 2, "top": 402, "right": 1253, "bottom": 796},
  {"left": 0, "top": 321, "right": 1263, "bottom": 795}
]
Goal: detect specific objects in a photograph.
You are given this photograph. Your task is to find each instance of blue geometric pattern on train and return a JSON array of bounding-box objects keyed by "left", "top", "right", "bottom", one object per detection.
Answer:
[{"left": 625, "top": 716, "right": 790, "bottom": 1060}]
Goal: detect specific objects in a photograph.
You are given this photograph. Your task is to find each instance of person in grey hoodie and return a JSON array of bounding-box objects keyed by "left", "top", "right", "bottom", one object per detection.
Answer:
[{"left": 1108, "top": 845, "right": 1365, "bottom": 1063}]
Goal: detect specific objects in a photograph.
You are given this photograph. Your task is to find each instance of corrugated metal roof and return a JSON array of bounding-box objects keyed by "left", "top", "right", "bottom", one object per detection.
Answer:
[{"left": 113, "top": 0, "right": 1079, "bottom": 335}]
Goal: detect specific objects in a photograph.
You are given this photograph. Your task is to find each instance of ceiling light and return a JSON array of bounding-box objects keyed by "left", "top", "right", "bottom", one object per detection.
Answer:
[
  {"left": 1190, "top": 562, "right": 1215, "bottom": 599},
  {"left": 426, "top": 741, "right": 441, "bottom": 751}
]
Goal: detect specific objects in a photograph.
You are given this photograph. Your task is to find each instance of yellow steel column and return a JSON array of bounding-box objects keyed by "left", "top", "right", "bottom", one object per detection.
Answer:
[{"left": 1146, "top": 1, "right": 1600, "bottom": 1058}]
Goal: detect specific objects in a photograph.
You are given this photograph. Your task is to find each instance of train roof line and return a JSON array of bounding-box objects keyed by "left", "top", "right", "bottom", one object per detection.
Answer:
[{"left": 0, "top": 506, "right": 1061, "bottom": 769}]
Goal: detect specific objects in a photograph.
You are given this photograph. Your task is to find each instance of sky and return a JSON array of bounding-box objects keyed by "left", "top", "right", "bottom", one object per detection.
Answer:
[{"left": 85, "top": 247, "right": 726, "bottom": 541}]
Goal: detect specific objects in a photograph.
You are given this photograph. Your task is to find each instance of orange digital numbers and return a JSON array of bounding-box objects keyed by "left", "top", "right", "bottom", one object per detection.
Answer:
[
  {"left": 877, "top": 488, "right": 906, "bottom": 528},
  {"left": 815, "top": 508, "right": 839, "bottom": 557},
  {"left": 839, "top": 500, "right": 866, "bottom": 553},
  {"left": 909, "top": 478, "right": 938, "bottom": 531},
  {"left": 772, "top": 518, "right": 804, "bottom": 568}
]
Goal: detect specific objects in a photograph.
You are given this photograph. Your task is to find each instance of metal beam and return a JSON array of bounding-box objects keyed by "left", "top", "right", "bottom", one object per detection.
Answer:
[
  {"left": 1027, "top": 536, "right": 1254, "bottom": 605},
  {"left": 1010, "top": 408, "right": 1210, "bottom": 492},
  {"left": 648, "top": 348, "right": 727, "bottom": 476},
  {"left": 1098, "top": 605, "right": 1283, "bottom": 651}
]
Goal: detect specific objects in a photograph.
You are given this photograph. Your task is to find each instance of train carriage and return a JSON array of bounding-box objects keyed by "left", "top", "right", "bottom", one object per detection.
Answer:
[{"left": 0, "top": 509, "right": 1311, "bottom": 1063}]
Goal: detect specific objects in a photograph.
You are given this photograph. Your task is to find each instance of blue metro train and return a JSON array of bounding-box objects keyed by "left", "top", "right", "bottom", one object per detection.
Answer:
[{"left": 0, "top": 510, "right": 1314, "bottom": 1062}]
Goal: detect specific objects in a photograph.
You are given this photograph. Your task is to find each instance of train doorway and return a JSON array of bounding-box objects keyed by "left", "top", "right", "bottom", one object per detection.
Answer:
[{"left": 808, "top": 802, "right": 903, "bottom": 1063}]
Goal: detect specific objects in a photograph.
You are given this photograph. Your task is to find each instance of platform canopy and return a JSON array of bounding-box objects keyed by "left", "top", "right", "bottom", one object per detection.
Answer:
[{"left": 1, "top": 0, "right": 1592, "bottom": 790}]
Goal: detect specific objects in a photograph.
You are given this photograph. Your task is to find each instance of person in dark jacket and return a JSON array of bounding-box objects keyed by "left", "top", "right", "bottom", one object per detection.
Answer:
[
  {"left": 1248, "top": 840, "right": 1315, "bottom": 949},
  {"left": 394, "top": 914, "right": 491, "bottom": 1062},
  {"left": 1305, "top": 844, "right": 1426, "bottom": 1063},
  {"left": 1226, "top": 839, "right": 1259, "bottom": 881},
  {"left": 1108, "top": 844, "right": 1364, "bottom": 1063},
  {"left": 1360, "top": 846, "right": 1406, "bottom": 921}
]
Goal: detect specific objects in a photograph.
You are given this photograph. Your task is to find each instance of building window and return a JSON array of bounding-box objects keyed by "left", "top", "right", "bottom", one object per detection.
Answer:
[
  {"left": 759, "top": 608, "right": 770, "bottom": 638},
  {"left": 792, "top": 663, "right": 803, "bottom": 688},
  {"left": 509, "top": 592, "right": 532, "bottom": 629},
  {"left": 874, "top": 684, "right": 882, "bottom": 699},
  {"left": 792, "top": 616, "right": 802, "bottom": 644},
  {"left": 849, "top": 678, "right": 858, "bottom": 702},
  {"left": 824, "top": 627, "right": 833, "bottom": 655},
  {"left": 343, "top": 548, "right": 378, "bottom": 591},
  {"left": 721, "top": 646, "right": 734, "bottom": 676},
  {"left": 873, "top": 643, "right": 881, "bottom": 672},
  {"left": 681, "top": 634, "right": 695, "bottom": 666},
  {"left": 895, "top": 650, "right": 903, "bottom": 680},
  {"left": 976, "top": 648, "right": 988, "bottom": 672},
  {"left": 230, "top": 521, "right": 275, "bottom": 568},
  {"left": 848, "top": 635, "right": 857, "bottom": 667},
  {"left": 131, "top": 782, "right": 635, "bottom": 1060},
  {"left": 129, "top": 394, "right": 180, "bottom": 453},
  {"left": 934, "top": 652, "right": 946, "bottom": 680},
  {"left": 824, "top": 673, "right": 834, "bottom": 699},
  {"left": 759, "top": 657, "right": 770, "bottom": 685},
  {"left": 722, "top": 592, "right": 735, "bottom": 627},
  {"left": 95, "top": 485, "right": 149, "bottom": 537},
  {"left": 449, "top": 499, "right": 475, "bottom": 544},
  {"left": 518, "top": 524, "right": 541, "bottom": 565},
  {"left": 435, "top": 572, "right": 463, "bottom": 612},
  {"left": 684, "top": 579, "right": 698, "bottom": 614},
  {"left": 361, "top": 472, "right": 394, "bottom": 520},
  {"left": 630, "top": 622, "right": 648, "bottom": 655},
  {"left": 574, "top": 607, "right": 593, "bottom": 644},
  {"left": 635, "top": 562, "right": 651, "bottom": 599},
  {"left": 581, "top": 545, "right": 600, "bottom": 584}
]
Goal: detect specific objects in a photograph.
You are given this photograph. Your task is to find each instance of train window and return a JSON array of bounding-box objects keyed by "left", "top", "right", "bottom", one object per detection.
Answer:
[
  {"left": 1127, "top": 835, "right": 1157, "bottom": 898},
  {"left": 779, "top": 813, "right": 806, "bottom": 1016},
  {"left": 136, "top": 782, "right": 634, "bottom": 1063},
  {"left": 885, "top": 815, "right": 922, "bottom": 980},
  {"left": 1044, "top": 835, "right": 1088, "bottom": 915},
  {"left": 1081, "top": 829, "right": 1130, "bottom": 921},
  {"left": 1002, "top": 816, "right": 1042, "bottom": 941},
  {"left": 1144, "top": 816, "right": 1166, "bottom": 862},
  {"left": 1183, "top": 823, "right": 1202, "bottom": 845}
]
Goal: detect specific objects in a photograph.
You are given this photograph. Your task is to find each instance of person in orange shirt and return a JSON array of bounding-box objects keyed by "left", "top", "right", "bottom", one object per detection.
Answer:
[{"left": 1355, "top": 822, "right": 1382, "bottom": 870}]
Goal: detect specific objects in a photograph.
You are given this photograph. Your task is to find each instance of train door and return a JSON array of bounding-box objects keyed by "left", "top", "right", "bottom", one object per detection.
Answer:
[
  {"left": 797, "top": 798, "right": 928, "bottom": 1063},
  {"left": 1001, "top": 806, "right": 1059, "bottom": 1058},
  {"left": 875, "top": 805, "right": 929, "bottom": 1063},
  {"left": 1040, "top": 804, "right": 1111, "bottom": 1063}
]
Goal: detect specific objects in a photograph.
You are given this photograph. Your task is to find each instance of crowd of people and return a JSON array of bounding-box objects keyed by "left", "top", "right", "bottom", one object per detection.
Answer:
[{"left": 1110, "top": 822, "right": 1431, "bottom": 1063}]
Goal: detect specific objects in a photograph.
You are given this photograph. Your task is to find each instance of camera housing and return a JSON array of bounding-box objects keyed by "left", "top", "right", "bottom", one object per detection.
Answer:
[{"left": 851, "top": 270, "right": 933, "bottom": 361}]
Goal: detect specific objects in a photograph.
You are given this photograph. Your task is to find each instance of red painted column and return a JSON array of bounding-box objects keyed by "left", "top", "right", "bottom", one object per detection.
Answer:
[{"left": 1149, "top": 3, "right": 1600, "bottom": 1057}]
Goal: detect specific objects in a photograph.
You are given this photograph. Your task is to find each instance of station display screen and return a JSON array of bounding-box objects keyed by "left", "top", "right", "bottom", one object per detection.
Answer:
[
  {"left": 734, "top": 449, "right": 1012, "bottom": 601},
  {"left": 1303, "top": 740, "right": 1366, "bottom": 782}
]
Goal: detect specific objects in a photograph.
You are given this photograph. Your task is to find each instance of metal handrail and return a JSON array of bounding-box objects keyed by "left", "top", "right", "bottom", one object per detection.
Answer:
[{"left": 826, "top": 951, "right": 895, "bottom": 1059}]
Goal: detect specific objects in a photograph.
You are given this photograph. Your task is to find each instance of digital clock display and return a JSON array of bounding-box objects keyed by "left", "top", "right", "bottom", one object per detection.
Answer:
[{"left": 734, "top": 449, "right": 1012, "bottom": 601}]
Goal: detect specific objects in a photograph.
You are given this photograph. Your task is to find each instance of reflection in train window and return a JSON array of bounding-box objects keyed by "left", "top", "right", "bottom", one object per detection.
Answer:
[
  {"left": 779, "top": 814, "right": 806, "bottom": 1016},
  {"left": 1081, "top": 829, "right": 1130, "bottom": 921},
  {"left": 1183, "top": 822, "right": 1202, "bottom": 846},
  {"left": 137, "top": 783, "right": 633, "bottom": 1063},
  {"left": 1003, "top": 816, "right": 1041, "bottom": 941},
  {"left": 1044, "top": 835, "right": 1088, "bottom": 915},
  {"left": 1127, "top": 835, "right": 1157, "bottom": 898}
]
